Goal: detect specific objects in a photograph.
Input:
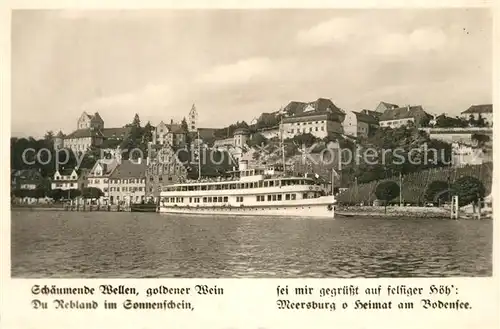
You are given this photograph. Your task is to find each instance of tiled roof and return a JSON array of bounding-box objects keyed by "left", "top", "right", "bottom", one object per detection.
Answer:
[
  {"left": 284, "top": 98, "right": 344, "bottom": 117},
  {"left": 65, "top": 129, "right": 104, "bottom": 139},
  {"left": 167, "top": 124, "right": 185, "bottom": 134},
  {"left": 380, "top": 101, "right": 399, "bottom": 109},
  {"left": 101, "top": 127, "right": 131, "bottom": 139},
  {"left": 233, "top": 127, "right": 250, "bottom": 135},
  {"left": 284, "top": 101, "right": 307, "bottom": 116},
  {"left": 353, "top": 111, "right": 379, "bottom": 125},
  {"left": 379, "top": 105, "right": 430, "bottom": 121},
  {"left": 461, "top": 104, "right": 493, "bottom": 114},
  {"left": 109, "top": 160, "right": 147, "bottom": 179},
  {"left": 361, "top": 109, "right": 382, "bottom": 119},
  {"left": 282, "top": 110, "right": 344, "bottom": 124},
  {"left": 89, "top": 159, "right": 119, "bottom": 177}
]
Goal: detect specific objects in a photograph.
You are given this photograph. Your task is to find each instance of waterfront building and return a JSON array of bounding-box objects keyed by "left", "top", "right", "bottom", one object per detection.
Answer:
[
  {"left": 108, "top": 159, "right": 147, "bottom": 205},
  {"left": 87, "top": 158, "right": 120, "bottom": 204},
  {"left": 51, "top": 167, "right": 89, "bottom": 190},
  {"left": 460, "top": 104, "right": 493, "bottom": 127},
  {"left": 145, "top": 145, "right": 189, "bottom": 203},
  {"left": 379, "top": 105, "right": 431, "bottom": 128}
]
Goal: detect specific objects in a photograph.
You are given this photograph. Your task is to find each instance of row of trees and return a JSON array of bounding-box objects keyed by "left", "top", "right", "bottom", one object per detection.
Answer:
[
  {"left": 375, "top": 175, "right": 486, "bottom": 212},
  {"left": 12, "top": 187, "right": 104, "bottom": 202}
]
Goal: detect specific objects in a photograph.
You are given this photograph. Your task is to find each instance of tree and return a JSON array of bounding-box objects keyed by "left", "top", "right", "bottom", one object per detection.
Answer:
[
  {"left": 48, "top": 189, "right": 65, "bottom": 201},
  {"left": 132, "top": 114, "right": 141, "bottom": 128},
  {"left": 247, "top": 133, "right": 268, "bottom": 147},
  {"left": 180, "top": 117, "right": 192, "bottom": 146},
  {"left": 82, "top": 187, "right": 104, "bottom": 201},
  {"left": 290, "top": 133, "right": 317, "bottom": 147},
  {"left": 424, "top": 180, "right": 449, "bottom": 203},
  {"left": 374, "top": 181, "right": 400, "bottom": 213},
  {"left": 142, "top": 121, "right": 154, "bottom": 144},
  {"left": 451, "top": 176, "right": 486, "bottom": 207},
  {"left": 44, "top": 131, "right": 54, "bottom": 141},
  {"left": 67, "top": 189, "right": 81, "bottom": 200}
]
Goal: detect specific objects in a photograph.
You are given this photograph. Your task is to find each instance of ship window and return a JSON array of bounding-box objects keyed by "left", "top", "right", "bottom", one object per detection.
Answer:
[
  {"left": 303, "top": 193, "right": 308, "bottom": 199},
  {"left": 189, "top": 197, "right": 192, "bottom": 203},
  {"left": 267, "top": 195, "right": 272, "bottom": 201},
  {"left": 285, "top": 194, "right": 290, "bottom": 200},
  {"left": 236, "top": 196, "right": 243, "bottom": 202},
  {"left": 264, "top": 181, "right": 269, "bottom": 188},
  {"left": 291, "top": 194, "right": 296, "bottom": 200},
  {"left": 218, "top": 197, "right": 223, "bottom": 202},
  {"left": 208, "top": 197, "right": 212, "bottom": 202},
  {"left": 213, "top": 197, "right": 218, "bottom": 203},
  {"left": 224, "top": 196, "right": 228, "bottom": 202},
  {"left": 170, "top": 197, "right": 175, "bottom": 202},
  {"left": 272, "top": 195, "right": 277, "bottom": 201},
  {"left": 277, "top": 194, "right": 282, "bottom": 201},
  {"left": 269, "top": 181, "right": 274, "bottom": 187},
  {"left": 203, "top": 197, "right": 207, "bottom": 203}
]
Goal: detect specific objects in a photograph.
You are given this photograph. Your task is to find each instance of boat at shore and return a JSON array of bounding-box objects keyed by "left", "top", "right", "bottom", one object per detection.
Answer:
[
  {"left": 158, "top": 164, "right": 336, "bottom": 218},
  {"left": 130, "top": 202, "right": 158, "bottom": 212}
]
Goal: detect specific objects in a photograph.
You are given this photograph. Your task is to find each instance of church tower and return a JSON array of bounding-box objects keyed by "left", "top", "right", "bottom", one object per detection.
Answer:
[{"left": 188, "top": 104, "right": 198, "bottom": 132}]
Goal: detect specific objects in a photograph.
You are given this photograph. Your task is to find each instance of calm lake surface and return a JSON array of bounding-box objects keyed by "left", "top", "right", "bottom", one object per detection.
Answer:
[{"left": 11, "top": 211, "right": 492, "bottom": 278}]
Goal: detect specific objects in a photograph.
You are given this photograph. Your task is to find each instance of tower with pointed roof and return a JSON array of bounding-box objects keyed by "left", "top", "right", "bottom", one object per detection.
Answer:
[{"left": 188, "top": 104, "right": 198, "bottom": 132}]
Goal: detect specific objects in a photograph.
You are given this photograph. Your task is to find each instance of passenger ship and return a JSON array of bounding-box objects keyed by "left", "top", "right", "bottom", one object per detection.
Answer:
[{"left": 158, "top": 162, "right": 335, "bottom": 218}]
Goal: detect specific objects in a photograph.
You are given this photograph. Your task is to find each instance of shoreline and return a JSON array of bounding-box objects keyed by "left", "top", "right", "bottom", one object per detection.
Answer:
[{"left": 11, "top": 205, "right": 490, "bottom": 220}]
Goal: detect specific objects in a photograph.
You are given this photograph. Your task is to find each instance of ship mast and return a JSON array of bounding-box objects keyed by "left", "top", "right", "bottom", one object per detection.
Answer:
[
  {"left": 280, "top": 108, "right": 286, "bottom": 173},
  {"left": 197, "top": 130, "right": 201, "bottom": 181}
]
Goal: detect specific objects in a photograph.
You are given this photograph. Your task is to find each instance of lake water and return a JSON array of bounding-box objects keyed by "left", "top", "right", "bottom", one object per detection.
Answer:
[{"left": 11, "top": 211, "right": 492, "bottom": 278}]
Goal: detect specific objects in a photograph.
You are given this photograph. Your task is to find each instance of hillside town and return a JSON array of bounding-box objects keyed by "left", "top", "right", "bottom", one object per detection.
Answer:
[{"left": 11, "top": 99, "right": 493, "bottom": 207}]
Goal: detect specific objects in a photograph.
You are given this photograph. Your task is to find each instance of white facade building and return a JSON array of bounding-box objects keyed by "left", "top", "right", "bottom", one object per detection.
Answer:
[{"left": 51, "top": 168, "right": 88, "bottom": 190}]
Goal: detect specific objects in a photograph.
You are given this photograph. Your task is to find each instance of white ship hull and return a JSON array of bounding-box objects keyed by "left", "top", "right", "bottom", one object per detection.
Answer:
[
  {"left": 158, "top": 197, "right": 335, "bottom": 219},
  {"left": 158, "top": 166, "right": 336, "bottom": 219}
]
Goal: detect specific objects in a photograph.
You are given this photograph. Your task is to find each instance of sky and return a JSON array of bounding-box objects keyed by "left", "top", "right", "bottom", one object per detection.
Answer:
[{"left": 11, "top": 9, "right": 492, "bottom": 138}]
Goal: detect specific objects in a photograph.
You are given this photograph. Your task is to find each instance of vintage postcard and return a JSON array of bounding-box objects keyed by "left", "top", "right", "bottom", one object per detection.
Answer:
[{"left": 1, "top": 1, "right": 498, "bottom": 329}]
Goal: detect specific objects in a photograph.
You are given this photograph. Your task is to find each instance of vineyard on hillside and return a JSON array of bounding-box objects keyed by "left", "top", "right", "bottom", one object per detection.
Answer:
[{"left": 336, "top": 162, "right": 492, "bottom": 206}]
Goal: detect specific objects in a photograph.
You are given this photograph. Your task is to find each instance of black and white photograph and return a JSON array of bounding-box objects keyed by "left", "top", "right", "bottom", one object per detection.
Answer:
[{"left": 10, "top": 8, "right": 493, "bottom": 279}]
